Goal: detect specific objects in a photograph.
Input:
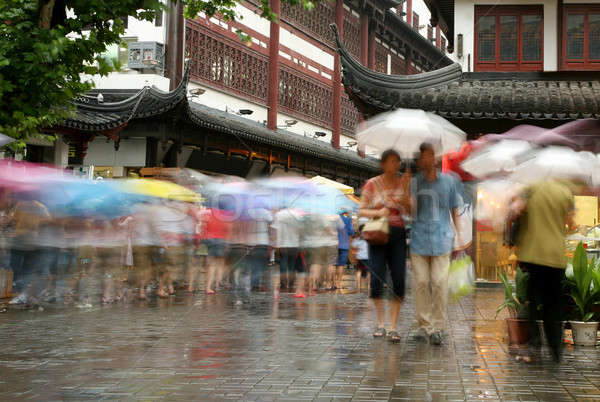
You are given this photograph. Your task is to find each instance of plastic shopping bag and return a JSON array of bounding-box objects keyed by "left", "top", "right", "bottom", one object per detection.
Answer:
[{"left": 448, "top": 254, "right": 475, "bottom": 302}]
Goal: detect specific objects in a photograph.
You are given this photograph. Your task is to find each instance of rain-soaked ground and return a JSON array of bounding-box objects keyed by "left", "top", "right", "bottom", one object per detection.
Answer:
[{"left": 1, "top": 284, "right": 600, "bottom": 401}]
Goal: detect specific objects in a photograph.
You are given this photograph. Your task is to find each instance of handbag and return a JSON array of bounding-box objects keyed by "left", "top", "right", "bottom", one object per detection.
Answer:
[
  {"left": 361, "top": 177, "right": 391, "bottom": 245},
  {"left": 362, "top": 216, "right": 389, "bottom": 245}
]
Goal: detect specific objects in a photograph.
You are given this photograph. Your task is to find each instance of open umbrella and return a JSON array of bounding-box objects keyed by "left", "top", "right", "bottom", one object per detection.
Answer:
[
  {"left": 357, "top": 108, "right": 466, "bottom": 157},
  {"left": 111, "top": 178, "right": 202, "bottom": 203},
  {"left": 480, "top": 124, "right": 579, "bottom": 149},
  {"left": 510, "top": 147, "right": 595, "bottom": 185},
  {"left": 203, "top": 180, "right": 273, "bottom": 218},
  {"left": 461, "top": 140, "right": 533, "bottom": 179},
  {"left": 309, "top": 175, "right": 354, "bottom": 195},
  {"left": 0, "top": 133, "right": 16, "bottom": 147}
]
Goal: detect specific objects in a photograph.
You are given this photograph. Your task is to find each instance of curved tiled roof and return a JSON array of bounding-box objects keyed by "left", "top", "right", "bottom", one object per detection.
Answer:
[
  {"left": 332, "top": 24, "right": 600, "bottom": 120},
  {"left": 59, "top": 64, "right": 191, "bottom": 132},
  {"left": 52, "top": 64, "right": 378, "bottom": 172},
  {"left": 186, "top": 102, "right": 379, "bottom": 171}
]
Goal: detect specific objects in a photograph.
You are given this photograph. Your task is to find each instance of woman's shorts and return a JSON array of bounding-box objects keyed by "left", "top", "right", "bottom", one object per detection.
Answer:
[
  {"left": 205, "top": 238, "right": 226, "bottom": 258},
  {"left": 368, "top": 226, "right": 407, "bottom": 299},
  {"left": 307, "top": 247, "right": 329, "bottom": 267},
  {"left": 337, "top": 248, "right": 349, "bottom": 267}
]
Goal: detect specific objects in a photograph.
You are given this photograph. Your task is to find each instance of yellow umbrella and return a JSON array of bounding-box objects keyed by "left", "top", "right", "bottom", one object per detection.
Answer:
[
  {"left": 116, "top": 178, "right": 202, "bottom": 203},
  {"left": 309, "top": 175, "right": 354, "bottom": 195}
]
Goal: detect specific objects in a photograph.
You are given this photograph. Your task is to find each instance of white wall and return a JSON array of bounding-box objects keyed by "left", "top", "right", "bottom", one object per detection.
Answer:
[
  {"left": 83, "top": 137, "right": 146, "bottom": 167},
  {"left": 451, "top": 0, "right": 558, "bottom": 71},
  {"left": 397, "top": 1, "right": 448, "bottom": 49},
  {"left": 82, "top": 72, "right": 170, "bottom": 91},
  {"left": 123, "top": 14, "right": 167, "bottom": 43}
]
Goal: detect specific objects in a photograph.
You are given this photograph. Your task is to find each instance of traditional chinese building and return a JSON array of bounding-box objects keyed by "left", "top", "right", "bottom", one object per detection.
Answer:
[
  {"left": 41, "top": 0, "right": 452, "bottom": 182},
  {"left": 336, "top": 0, "right": 600, "bottom": 140},
  {"left": 333, "top": 0, "right": 600, "bottom": 281}
]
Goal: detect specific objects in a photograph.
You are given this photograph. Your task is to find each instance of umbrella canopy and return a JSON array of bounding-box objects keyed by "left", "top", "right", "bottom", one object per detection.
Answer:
[
  {"left": 254, "top": 177, "right": 353, "bottom": 214},
  {"left": 552, "top": 118, "right": 600, "bottom": 151},
  {"left": 309, "top": 175, "right": 354, "bottom": 195},
  {"left": 111, "top": 179, "right": 202, "bottom": 203},
  {"left": 480, "top": 124, "right": 579, "bottom": 149},
  {"left": 292, "top": 185, "right": 356, "bottom": 215},
  {"left": 0, "top": 133, "right": 16, "bottom": 147},
  {"left": 357, "top": 108, "right": 466, "bottom": 157},
  {"left": 461, "top": 140, "right": 533, "bottom": 179},
  {"left": 203, "top": 180, "right": 273, "bottom": 218},
  {"left": 510, "top": 146, "right": 595, "bottom": 185}
]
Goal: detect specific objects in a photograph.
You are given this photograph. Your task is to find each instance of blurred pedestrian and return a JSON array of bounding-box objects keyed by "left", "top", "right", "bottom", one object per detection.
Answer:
[
  {"left": 351, "top": 225, "right": 370, "bottom": 292},
  {"left": 271, "top": 207, "right": 303, "bottom": 298},
  {"left": 336, "top": 211, "right": 354, "bottom": 289},
  {"left": 516, "top": 179, "right": 574, "bottom": 363},
  {"left": 246, "top": 208, "right": 273, "bottom": 291},
  {"left": 410, "top": 142, "right": 462, "bottom": 346},
  {"left": 9, "top": 197, "right": 51, "bottom": 306},
  {"left": 202, "top": 207, "right": 228, "bottom": 295},
  {"left": 359, "top": 149, "right": 411, "bottom": 343}
]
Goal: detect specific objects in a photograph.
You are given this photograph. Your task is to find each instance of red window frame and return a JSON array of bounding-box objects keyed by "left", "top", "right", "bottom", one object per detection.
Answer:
[
  {"left": 441, "top": 37, "right": 446, "bottom": 53},
  {"left": 562, "top": 5, "right": 600, "bottom": 70},
  {"left": 413, "top": 12, "right": 419, "bottom": 31},
  {"left": 474, "top": 5, "right": 543, "bottom": 72},
  {"left": 427, "top": 24, "right": 433, "bottom": 41}
]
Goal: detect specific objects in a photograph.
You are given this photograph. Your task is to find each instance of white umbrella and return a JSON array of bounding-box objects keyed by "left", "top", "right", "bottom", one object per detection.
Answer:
[
  {"left": 510, "top": 146, "right": 595, "bottom": 185},
  {"left": 357, "top": 108, "right": 466, "bottom": 158},
  {"left": 0, "top": 133, "right": 16, "bottom": 147},
  {"left": 461, "top": 140, "right": 533, "bottom": 178}
]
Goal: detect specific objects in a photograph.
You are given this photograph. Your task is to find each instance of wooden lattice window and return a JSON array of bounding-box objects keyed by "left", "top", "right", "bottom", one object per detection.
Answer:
[
  {"left": 474, "top": 5, "right": 543, "bottom": 71},
  {"left": 562, "top": 5, "right": 600, "bottom": 70}
]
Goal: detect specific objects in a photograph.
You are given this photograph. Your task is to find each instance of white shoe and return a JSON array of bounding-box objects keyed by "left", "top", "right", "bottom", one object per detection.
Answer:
[
  {"left": 76, "top": 302, "right": 93, "bottom": 308},
  {"left": 9, "top": 294, "right": 29, "bottom": 305}
]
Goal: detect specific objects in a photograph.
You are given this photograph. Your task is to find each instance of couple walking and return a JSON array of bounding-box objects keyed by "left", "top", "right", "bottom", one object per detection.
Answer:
[{"left": 359, "top": 144, "right": 462, "bottom": 344}]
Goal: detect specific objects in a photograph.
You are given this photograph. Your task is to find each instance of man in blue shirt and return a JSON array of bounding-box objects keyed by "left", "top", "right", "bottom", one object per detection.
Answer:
[
  {"left": 336, "top": 211, "right": 354, "bottom": 289},
  {"left": 411, "top": 143, "right": 462, "bottom": 345}
]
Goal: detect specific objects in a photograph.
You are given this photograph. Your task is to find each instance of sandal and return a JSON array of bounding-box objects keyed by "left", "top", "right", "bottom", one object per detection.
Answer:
[
  {"left": 373, "top": 327, "right": 386, "bottom": 338},
  {"left": 388, "top": 331, "right": 401, "bottom": 343}
]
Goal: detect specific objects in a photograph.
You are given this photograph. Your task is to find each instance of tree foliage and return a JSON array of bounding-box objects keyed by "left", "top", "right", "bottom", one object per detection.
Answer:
[{"left": 0, "top": 0, "right": 316, "bottom": 150}]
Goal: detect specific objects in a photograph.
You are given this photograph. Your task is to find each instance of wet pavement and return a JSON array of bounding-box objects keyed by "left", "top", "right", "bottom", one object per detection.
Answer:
[{"left": 1, "top": 287, "right": 600, "bottom": 401}]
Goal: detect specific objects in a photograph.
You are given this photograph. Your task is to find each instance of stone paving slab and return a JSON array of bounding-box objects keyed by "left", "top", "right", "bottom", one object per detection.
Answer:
[{"left": 1, "top": 288, "right": 600, "bottom": 401}]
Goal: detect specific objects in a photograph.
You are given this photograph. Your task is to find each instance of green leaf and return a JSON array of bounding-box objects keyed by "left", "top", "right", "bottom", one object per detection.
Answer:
[{"left": 583, "top": 312, "right": 595, "bottom": 322}]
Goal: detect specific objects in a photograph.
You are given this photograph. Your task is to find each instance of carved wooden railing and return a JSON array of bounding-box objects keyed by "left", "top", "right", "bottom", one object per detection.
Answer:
[
  {"left": 186, "top": 21, "right": 269, "bottom": 103},
  {"left": 186, "top": 20, "right": 359, "bottom": 136},
  {"left": 278, "top": 64, "right": 333, "bottom": 127},
  {"left": 279, "top": 2, "right": 335, "bottom": 46},
  {"left": 341, "top": 93, "right": 359, "bottom": 136}
]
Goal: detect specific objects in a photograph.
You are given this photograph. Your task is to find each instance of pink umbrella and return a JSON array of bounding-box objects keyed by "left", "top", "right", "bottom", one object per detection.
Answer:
[
  {"left": 479, "top": 124, "right": 579, "bottom": 149},
  {"left": 552, "top": 119, "right": 600, "bottom": 152},
  {"left": 0, "top": 160, "right": 69, "bottom": 191}
]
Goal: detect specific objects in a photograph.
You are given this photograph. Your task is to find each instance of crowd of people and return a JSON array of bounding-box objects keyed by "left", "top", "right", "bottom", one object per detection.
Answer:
[{"left": 0, "top": 193, "right": 367, "bottom": 308}]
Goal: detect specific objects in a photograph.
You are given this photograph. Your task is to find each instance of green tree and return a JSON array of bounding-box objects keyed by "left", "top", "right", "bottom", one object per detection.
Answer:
[{"left": 0, "top": 0, "right": 315, "bottom": 150}]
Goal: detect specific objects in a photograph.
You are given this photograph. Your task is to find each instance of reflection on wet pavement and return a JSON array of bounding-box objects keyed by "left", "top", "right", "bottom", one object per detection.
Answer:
[{"left": 1, "top": 288, "right": 600, "bottom": 401}]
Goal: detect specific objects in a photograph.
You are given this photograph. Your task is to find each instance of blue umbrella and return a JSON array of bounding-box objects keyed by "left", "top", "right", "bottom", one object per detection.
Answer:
[{"left": 34, "top": 178, "right": 147, "bottom": 218}]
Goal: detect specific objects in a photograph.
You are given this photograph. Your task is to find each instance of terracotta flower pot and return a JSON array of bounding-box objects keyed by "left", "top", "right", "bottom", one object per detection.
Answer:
[
  {"left": 506, "top": 318, "right": 530, "bottom": 345},
  {"left": 570, "top": 321, "right": 599, "bottom": 347}
]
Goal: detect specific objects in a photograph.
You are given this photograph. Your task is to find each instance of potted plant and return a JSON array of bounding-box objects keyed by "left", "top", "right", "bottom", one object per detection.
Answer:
[
  {"left": 566, "top": 243, "right": 600, "bottom": 347},
  {"left": 496, "top": 267, "right": 530, "bottom": 344}
]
